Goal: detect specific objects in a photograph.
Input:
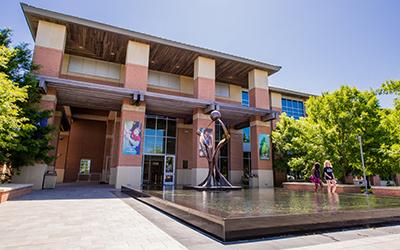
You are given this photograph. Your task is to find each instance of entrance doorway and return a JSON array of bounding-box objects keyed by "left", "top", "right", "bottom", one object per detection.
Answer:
[{"left": 143, "top": 155, "right": 175, "bottom": 187}]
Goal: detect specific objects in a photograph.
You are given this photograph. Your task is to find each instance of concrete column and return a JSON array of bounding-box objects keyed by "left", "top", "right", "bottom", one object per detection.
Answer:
[
  {"left": 115, "top": 100, "right": 146, "bottom": 189},
  {"left": 33, "top": 20, "right": 66, "bottom": 77},
  {"left": 250, "top": 117, "right": 274, "bottom": 188},
  {"left": 109, "top": 120, "right": 120, "bottom": 186},
  {"left": 248, "top": 69, "right": 269, "bottom": 109},
  {"left": 229, "top": 129, "right": 243, "bottom": 185},
  {"left": 124, "top": 40, "right": 150, "bottom": 90},
  {"left": 194, "top": 56, "right": 215, "bottom": 100},
  {"left": 192, "top": 108, "right": 215, "bottom": 185}
]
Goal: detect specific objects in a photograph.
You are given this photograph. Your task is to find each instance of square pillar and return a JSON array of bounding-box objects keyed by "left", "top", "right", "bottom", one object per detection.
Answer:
[
  {"left": 115, "top": 100, "right": 146, "bottom": 189},
  {"left": 33, "top": 20, "right": 66, "bottom": 77},
  {"left": 250, "top": 117, "right": 274, "bottom": 188},
  {"left": 194, "top": 56, "right": 215, "bottom": 100},
  {"left": 248, "top": 69, "right": 269, "bottom": 109},
  {"left": 124, "top": 41, "right": 150, "bottom": 90},
  {"left": 192, "top": 108, "right": 215, "bottom": 185},
  {"left": 102, "top": 112, "right": 117, "bottom": 183},
  {"left": 229, "top": 129, "right": 243, "bottom": 185},
  {"left": 395, "top": 174, "right": 400, "bottom": 186}
]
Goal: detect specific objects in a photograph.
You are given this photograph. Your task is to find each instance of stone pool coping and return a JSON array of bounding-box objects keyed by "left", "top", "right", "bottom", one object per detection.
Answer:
[
  {"left": 121, "top": 185, "right": 400, "bottom": 242},
  {"left": 283, "top": 182, "right": 400, "bottom": 196},
  {"left": 0, "top": 184, "right": 33, "bottom": 203}
]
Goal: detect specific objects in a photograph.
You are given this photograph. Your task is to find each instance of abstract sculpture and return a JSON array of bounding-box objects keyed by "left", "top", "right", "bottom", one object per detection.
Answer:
[{"left": 193, "top": 110, "right": 241, "bottom": 190}]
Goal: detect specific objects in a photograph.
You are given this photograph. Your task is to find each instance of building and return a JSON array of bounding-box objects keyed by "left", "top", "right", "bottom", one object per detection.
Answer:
[{"left": 20, "top": 3, "right": 311, "bottom": 189}]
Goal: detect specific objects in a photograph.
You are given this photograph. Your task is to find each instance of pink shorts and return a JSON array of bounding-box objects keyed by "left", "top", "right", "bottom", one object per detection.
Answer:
[{"left": 310, "top": 176, "right": 322, "bottom": 184}]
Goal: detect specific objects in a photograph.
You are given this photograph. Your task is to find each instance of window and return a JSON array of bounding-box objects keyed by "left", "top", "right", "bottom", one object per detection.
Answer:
[
  {"left": 215, "top": 123, "right": 229, "bottom": 178},
  {"left": 281, "top": 98, "right": 305, "bottom": 120},
  {"left": 144, "top": 115, "right": 176, "bottom": 154},
  {"left": 68, "top": 55, "right": 121, "bottom": 80},
  {"left": 242, "top": 91, "right": 249, "bottom": 107},
  {"left": 148, "top": 71, "right": 180, "bottom": 90},
  {"left": 215, "top": 82, "right": 230, "bottom": 97}
]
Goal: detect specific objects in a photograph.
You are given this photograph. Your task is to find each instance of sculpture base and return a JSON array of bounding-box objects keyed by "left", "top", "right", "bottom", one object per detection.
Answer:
[{"left": 183, "top": 185, "right": 242, "bottom": 191}]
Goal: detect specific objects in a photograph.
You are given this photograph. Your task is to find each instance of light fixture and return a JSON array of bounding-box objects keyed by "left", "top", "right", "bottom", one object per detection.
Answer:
[
  {"left": 78, "top": 46, "right": 83, "bottom": 49},
  {"left": 110, "top": 52, "right": 115, "bottom": 56},
  {"left": 175, "top": 65, "right": 180, "bottom": 69}
]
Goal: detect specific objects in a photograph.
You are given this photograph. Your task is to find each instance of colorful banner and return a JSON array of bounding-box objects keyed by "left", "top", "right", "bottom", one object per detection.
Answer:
[
  {"left": 122, "top": 121, "right": 142, "bottom": 155},
  {"left": 258, "top": 133, "right": 270, "bottom": 160}
]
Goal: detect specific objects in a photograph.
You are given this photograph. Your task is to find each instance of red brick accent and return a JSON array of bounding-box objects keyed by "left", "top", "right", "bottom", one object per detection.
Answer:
[
  {"left": 176, "top": 127, "right": 193, "bottom": 169},
  {"left": 249, "top": 87, "right": 270, "bottom": 109},
  {"left": 0, "top": 187, "right": 32, "bottom": 203},
  {"left": 194, "top": 77, "right": 215, "bottom": 101},
  {"left": 147, "top": 86, "right": 194, "bottom": 98},
  {"left": 124, "top": 63, "right": 148, "bottom": 90},
  {"left": 59, "top": 74, "right": 122, "bottom": 87},
  {"left": 372, "top": 187, "right": 400, "bottom": 197},
  {"left": 117, "top": 101, "right": 145, "bottom": 167},
  {"left": 33, "top": 46, "right": 63, "bottom": 77},
  {"left": 55, "top": 133, "right": 69, "bottom": 171},
  {"left": 215, "top": 97, "right": 242, "bottom": 105}
]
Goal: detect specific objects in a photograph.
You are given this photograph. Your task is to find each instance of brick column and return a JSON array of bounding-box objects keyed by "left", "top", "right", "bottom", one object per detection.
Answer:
[
  {"left": 248, "top": 69, "right": 274, "bottom": 187},
  {"left": 192, "top": 109, "right": 215, "bottom": 185},
  {"left": 33, "top": 20, "right": 66, "bottom": 77},
  {"left": 114, "top": 40, "right": 149, "bottom": 188},
  {"left": 191, "top": 56, "right": 216, "bottom": 185},
  {"left": 124, "top": 41, "right": 150, "bottom": 91},
  {"left": 102, "top": 112, "right": 117, "bottom": 183},
  {"left": 194, "top": 56, "right": 215, "bottom": 100},
  {"left": 55, "top": 131, "right": 70, "bottom": 183},
  {"left": 176, "top": 122, "right": 193, "bottom": 185},
  {"left": 115, "top": 100, "right": 146, "bottom": 188},
  {"left": 229, "top": 129, "right": 243, "bottom": 185}
]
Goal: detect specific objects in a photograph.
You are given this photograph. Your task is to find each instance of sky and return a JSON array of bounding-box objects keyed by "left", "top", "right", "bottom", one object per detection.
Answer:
[{"left": 1, "top": 0, "right": 399, "bottom": 107}]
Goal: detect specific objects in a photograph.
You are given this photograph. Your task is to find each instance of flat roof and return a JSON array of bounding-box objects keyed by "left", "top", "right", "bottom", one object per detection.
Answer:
[
  {"left": 269, "top": 85, "right": 316, "bottom": 98},
  {"left": 21, "top": 2, "right": 281, "bottom": 87}
]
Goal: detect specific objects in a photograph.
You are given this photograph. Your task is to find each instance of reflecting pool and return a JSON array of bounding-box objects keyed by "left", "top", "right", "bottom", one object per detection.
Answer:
[{"left": 143, "top": 188, "right": 400, "bottom": 218}]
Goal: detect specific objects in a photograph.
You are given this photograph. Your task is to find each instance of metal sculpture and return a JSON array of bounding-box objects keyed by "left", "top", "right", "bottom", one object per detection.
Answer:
[{"left": 195, "top": 110, "right": 239, "bottom": 189}]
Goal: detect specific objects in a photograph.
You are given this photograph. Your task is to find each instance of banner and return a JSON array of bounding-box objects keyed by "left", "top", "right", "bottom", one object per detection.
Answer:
[
  {"left": 258, "top": 133, "right": 270, "bottom": 160},
  {"left": 122, "top": 121, "right": 142, "bottom": 155}
]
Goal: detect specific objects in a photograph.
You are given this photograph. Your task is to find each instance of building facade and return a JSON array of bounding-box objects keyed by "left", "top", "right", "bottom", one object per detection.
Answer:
[{"left": 21, "top": 4, "right": 310, "bottom": 189}]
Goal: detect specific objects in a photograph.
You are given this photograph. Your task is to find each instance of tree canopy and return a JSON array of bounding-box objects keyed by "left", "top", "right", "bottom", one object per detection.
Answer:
[
  {"left": 0, "top": 28, "right": 52, "bottom": 179},
  {"left": 272, "top": 85, "right": 399, "bottom": 181}
]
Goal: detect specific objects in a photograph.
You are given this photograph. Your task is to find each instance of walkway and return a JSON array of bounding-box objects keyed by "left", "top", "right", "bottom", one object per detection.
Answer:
[
  {"left": 0, "top": 184, "right": 185, "bottom": 249},
  {"left": 0, "top": 184, "right": 399, "bottom": 249}
]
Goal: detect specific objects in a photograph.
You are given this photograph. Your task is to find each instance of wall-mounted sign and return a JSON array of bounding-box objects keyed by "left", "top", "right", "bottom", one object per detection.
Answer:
[
  {"left": 123, "top": 121, "right": 142, "bottom": 155},
  {"left": 258, "top": 133, "right": 270, "bottom": 160}
]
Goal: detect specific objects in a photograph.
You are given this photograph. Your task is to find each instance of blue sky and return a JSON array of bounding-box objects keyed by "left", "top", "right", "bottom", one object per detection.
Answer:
[{"left": 1, "top": 0, "right": 399, "bottom": 107}]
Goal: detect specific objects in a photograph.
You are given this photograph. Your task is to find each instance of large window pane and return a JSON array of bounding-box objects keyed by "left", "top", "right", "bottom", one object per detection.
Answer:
[
  {"left": 167, "top": 120, "right": 176, "bottom": 137},
  {"left": 144, "top": 136, "right": 155, "bottom": 154},
  {"left": 154, "top": 137, "right": 165, "bottom": 154},
  {"left": 145, "top": 118, "right": 156, "bottom": 136},
  {"left": 156, "top": 119, "right": 166, "bottom": 137},
  {"left": 166, "top": 138, "right": 176, "bottom": 154}
]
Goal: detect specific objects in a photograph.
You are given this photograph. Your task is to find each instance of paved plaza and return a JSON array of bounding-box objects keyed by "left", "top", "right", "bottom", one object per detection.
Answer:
[{"left": 0, "top": 184, "right": 399, "bottom": 250}]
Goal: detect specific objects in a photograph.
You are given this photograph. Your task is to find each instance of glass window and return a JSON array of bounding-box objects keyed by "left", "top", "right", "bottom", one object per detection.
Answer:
[
  {"left": 156, "top": 119, "right": 166, "bottom": 137},
  {"left": 148, "top": 70, "right": 180, "bottom": 90},
  {"left": 167, "top": 120, "right": 176, "bottom": 137},
  {"left": 281, "top": 98, "right": 305, "bottom": 120},
  {"left": 144, "top": 115, "right": 176, "bottom": 155},
  {"left": 242, "top": 127, "right": 250, "bottom": 143},
  {"left": 145, "top": 118, "right": 156, "bottom": 136},
  {"left": 166, "top": 138, "right": 176, "bottom": 154},
  {"left": 242, "top": 91, "right": 249, "bottom": 107}
]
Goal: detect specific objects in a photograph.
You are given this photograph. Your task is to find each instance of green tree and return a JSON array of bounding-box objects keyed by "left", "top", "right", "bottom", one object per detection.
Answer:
[
  {"left": 273, "top": 86, "right": 386, "bottom": 181},
  {"left": 0, "top": 28, "right": 52, "bottom": 182}
]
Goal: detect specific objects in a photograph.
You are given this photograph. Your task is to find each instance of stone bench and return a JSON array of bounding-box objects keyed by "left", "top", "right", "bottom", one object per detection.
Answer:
[
  {"left": 0, "top": 184, "right": 33, "bottom": 203},
  {"left": 283, "top": 182, "right": 400, "bottom": 197},
  {"left": 283, "top": 182, "right": 361, "bottom": 193}
]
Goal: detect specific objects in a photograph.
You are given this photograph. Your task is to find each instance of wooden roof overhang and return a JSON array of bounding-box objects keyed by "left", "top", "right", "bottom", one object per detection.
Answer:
[
  {"left": 38, "top": 76, "right": 278, "bottom": 129},
  {"left": 22, "top": 3, "right": 281, "bottom": 88}
]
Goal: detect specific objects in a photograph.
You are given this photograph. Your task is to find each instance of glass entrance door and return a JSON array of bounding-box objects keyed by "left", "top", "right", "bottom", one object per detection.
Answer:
[{"left": 163, "top": 155, "right": 175, "bottom": 185}]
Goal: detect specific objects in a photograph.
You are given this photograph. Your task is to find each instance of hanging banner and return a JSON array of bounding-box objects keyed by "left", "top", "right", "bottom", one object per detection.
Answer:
[
  {"left": 122, "top": 120, "right": 142, "bottom": 155},
  {"left": 258, "top": 133, "right": 270, "bottom": 160}
]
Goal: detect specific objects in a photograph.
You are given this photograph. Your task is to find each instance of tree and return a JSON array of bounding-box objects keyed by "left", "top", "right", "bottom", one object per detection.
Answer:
[
  {"left": 0, "top": 28, "right": 52, "bottom": 182},
  {"left": 273, "top": 86, "right": 386, "bottom": 181}
]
